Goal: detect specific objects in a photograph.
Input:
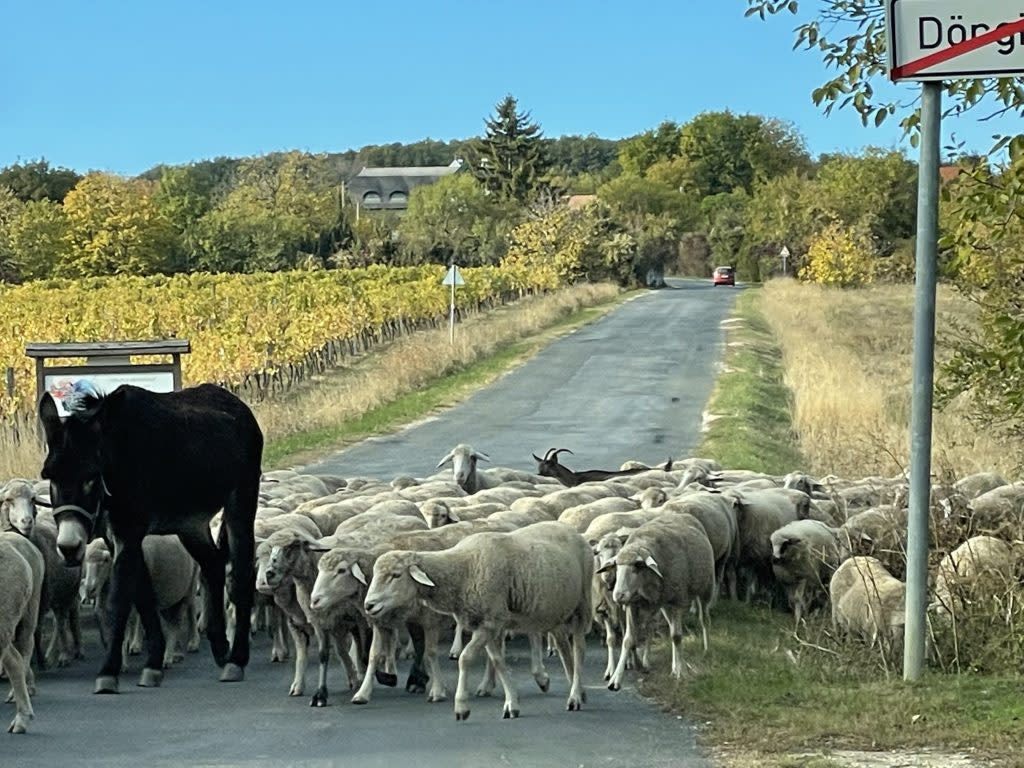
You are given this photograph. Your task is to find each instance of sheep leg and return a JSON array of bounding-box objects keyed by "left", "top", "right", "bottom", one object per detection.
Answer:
[
  {"left": 68, "top": 602, "right": 84, "bottom": 661},
  {"left": 186, "top": 596, "right": 201, "bottom": 653},
  {"left": 403, "top": 621, "right": 429, "bottom": 694},
  {"left": 335, "top": 629, "right": 359, "bottom": 691},
  {"left": 351, "top": 623, "right": 385, "bottom": 705},
  {"left": 482, "top": 634, "right": 519, "bottom": 719},
  {"left": 309, "top": 624, "right": 331, "bottom": 707},
  {"left": 662, "top": 606, "right": 687, "bottom": 678},
  {"left": 47, "top": 610, "right": 70, "bottom": 667},
  {"left": 528, "top": 632, "right": 550, "bottom": 692},
  {"left": 270, "top": 608, "right": 289, "bottom": 662},
  {"left": 602, "top": 615, "right": 618, "bottom": 681},
  {"left": 697, "top": 597, "right": 709, "bottom": 654},
  {"left": 126, "top": 611, "right": 144, "bottom": 655},
  {"left": 379, "top": 627, "right": 399, "bottom": 683},
  {"left": 454, "top": 629, "right": 488, "bottom": 721},
  {"left": 608, "top": 604, "right": 636, "bottom": 691},
  {"left": 423, "top": 621, "right": 447, "bottom": 702},
  {"left": 287, "top": 621, "right": 309, "bottom": 696},
  {"left": 448, "top": 620, "right": 465, "bottom": 660},
  {"left": 2, "top": 646, "right": 32, "bottom": 734},
  {"left": 566, "top": 630, "right": 585, "bottom": 711},
  {"left": 474, "top": 635, "right": 501, "bottom": 697}
]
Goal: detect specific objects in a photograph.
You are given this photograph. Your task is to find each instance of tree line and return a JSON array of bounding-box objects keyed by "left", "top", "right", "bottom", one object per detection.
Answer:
[{"left": 0, "top": 93, "right": 932, "bottom": 289}]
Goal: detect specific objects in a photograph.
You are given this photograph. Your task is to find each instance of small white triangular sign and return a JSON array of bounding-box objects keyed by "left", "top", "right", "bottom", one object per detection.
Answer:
[{"left": 442, "top": 265, "right": 465, "bottom": 286}]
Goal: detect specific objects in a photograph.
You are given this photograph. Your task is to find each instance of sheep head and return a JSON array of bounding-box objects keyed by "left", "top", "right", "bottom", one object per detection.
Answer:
[
  {"left": 364, "top": 550, "right": 433, "bottom": 619},
  {"left": 310, "top": 547, "right": 370, "bottom": 611},
  {"left": 0, "top": 478, "right": 38, "bottom": 537},
  {"left": 437, "top": 444, "right": 490, "bottom": 492}
]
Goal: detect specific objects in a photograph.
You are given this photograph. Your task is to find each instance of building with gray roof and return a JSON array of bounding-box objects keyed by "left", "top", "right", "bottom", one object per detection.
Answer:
[{"left": 346, "top": 158, "right": 465, "bottom": 212}]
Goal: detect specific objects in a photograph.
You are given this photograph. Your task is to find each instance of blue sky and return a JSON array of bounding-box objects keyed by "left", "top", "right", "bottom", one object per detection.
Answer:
[{"left": 0, "top": 0, "right": 1016, "bottom": 176}]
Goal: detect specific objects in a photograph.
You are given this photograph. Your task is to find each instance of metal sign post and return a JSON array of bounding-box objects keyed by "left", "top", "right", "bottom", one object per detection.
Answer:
[
  {"left": 780, "top": 245, "right": 790, "bottom": 277},
  {"left": 886, "top": 0, "right": 1024, "bottom": 682},
  {"left": 441, "top": 264, "right": 465, "bottom": 344}
]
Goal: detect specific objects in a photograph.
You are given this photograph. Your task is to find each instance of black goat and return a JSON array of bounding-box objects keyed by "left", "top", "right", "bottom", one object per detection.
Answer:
[{"left": 532, "top": 448, "right": 673, "bottom": 487}]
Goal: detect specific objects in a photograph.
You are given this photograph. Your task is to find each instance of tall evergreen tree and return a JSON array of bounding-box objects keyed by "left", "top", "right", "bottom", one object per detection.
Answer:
[{"left": 472, "top": 95, "right": 547, "bottom": 203}]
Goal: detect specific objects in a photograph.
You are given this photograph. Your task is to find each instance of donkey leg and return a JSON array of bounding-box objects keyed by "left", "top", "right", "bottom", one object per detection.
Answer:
[
  {"left": 178, "top": 529, "right": 230, "bottom": 668},
  {"left": 96, "top": 538, "right": 145, "bottom": 694},
  {"left": 133, "top": 559, "right": 167, "bottom": 687},
  {"left": 223, "top": 483, "right": 258, "bottom": 681}
]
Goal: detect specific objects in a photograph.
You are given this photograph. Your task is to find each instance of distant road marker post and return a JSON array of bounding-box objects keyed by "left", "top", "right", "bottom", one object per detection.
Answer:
[
  {"left": 886, "top": 0, "right": 1024, "bottom": 682},
  {"left": 442, "top": 263, "right": 465, "bottom": 344}
]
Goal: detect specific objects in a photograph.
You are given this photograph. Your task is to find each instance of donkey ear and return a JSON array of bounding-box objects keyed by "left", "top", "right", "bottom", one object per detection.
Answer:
[
  {"left": 39, "top": 393, "right": 63, "bottom": 448},
  {"left": 408, "top": 564, "right": 436, "bottom": 587},
  {"left": 350, "top": 561, "right": 367, "bottom": 586}
]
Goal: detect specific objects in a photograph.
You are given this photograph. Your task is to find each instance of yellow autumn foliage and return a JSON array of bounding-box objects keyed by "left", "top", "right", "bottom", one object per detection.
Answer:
[{"left": 799, "top": 221, "right": 876, "bottom": 288}]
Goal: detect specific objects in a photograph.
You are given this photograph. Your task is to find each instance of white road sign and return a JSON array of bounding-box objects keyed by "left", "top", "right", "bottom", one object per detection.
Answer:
[
  {"left": 442, "top": 265, "right": 464, "bottom": 286},
  {"left": 887, "top": 0, "right": 1024, "bottom": 81}
]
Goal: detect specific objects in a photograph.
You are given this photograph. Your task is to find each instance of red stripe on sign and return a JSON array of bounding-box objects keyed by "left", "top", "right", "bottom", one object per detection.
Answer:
[{"left": 892, "top": 17, "right": 1024, "bottom": 79}]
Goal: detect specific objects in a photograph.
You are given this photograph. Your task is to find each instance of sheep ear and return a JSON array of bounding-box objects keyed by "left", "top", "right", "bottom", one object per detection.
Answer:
[
  {"left": 436, "top": 451, "right": 455, "bottom": 469},
  {"left": 643, "top": 555, "right": 663, "bottom": 579},
  {"left": 303, "top": 541, "right": 331, "bottom": 553},
  {"left": 473, "top": 451, "right": 491, "bottom": 462},
  {"left": 596, "top": 561, "right": 616, "bottom": 574},
  {"left": 447, "top": 509, "right": 461, "bottom": 522},
  {"left": 409, "top": 564, "right": 436, "bottom": 587},
  {"left": 350, "top": 561, "right": 367, "bottom": 586}
]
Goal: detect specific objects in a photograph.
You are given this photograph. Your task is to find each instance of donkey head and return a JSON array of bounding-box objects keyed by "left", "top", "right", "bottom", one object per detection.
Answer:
[{"left": 38, "top": 381, "right": 108, "bottom": 566}]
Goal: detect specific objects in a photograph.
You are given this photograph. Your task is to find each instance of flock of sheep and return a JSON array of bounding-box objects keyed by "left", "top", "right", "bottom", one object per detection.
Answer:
[{"left": 2, "top": 443, "right": 1022, "bottom": 733}]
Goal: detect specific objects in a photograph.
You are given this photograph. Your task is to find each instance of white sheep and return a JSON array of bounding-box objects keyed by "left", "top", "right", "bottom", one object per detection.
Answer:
[
  {"left": 1, "top": 479, "right": 83, "bottom": 667},
  {"left": 931, "top": 535, "right": 1016, "bottom": 616},
  {"left": 830, "top": 555, "right": 906, "bottom": 658},
  {"left": 0, "top": 531, "right": 44, "bottom": 734},
  {"left": 557, "top": 497, "right": 640, "bottom": 533},
  {"left": 436, "top": 444, "right": 501, "bottom": 494},
  {"left": 82, "top": 536, "right": 200, "bottom": 668},
  {"left": 662, "top": 491, "right": 741, "bottom": 601},
  {"left": 770, "top": 519, "right": 846, "bottom": 625},
  {"left": 603, "top": 513, "right": 715, "bottom": 689},
  {"left": 363, "top": 520, "right": 593, "bottom": 720},
  {"left": 255, "top": 528, "right": 364, "bottom": 705}
]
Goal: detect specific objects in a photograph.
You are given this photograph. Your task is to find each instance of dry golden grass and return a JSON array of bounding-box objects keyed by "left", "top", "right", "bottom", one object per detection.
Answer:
[
  {"left": 759, "top": 278, "right": 1011, "bottom": 479},
  {"left": 0, "top": 283, "right": 621, "bottom": 480},
  {"left": 0, "top": 411, "right": 43, "bottom": 483}
]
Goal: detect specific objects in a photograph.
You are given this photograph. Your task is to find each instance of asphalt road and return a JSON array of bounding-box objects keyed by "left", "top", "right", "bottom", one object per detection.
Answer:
[{"left": 5, "top": 279, "right": 739, "bottom": 767}]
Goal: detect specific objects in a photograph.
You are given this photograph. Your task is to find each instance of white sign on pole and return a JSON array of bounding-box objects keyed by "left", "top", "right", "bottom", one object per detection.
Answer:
[
  {"left": 442, "top": 265, "right": 465, "bottom": 286},
  {"left": 780, "top": 245, "right": 791, "bottom": 276},
  {"left": 44, "top": 371, "right": 175, "bottom": 417},
  {"left": 887, "top": 0, "right": 1024, "bottom": 81}
]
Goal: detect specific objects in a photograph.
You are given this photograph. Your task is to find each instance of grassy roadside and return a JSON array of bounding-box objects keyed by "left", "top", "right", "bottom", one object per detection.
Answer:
[
  {"left": 260, "top": 284, "right": 633, "bottom": 469},
  {"left": 642, "top": 286, "right": 1022, "bottom": 768},
  {"left": 697, "top": 287, "right": 805, "bottom": 475}
]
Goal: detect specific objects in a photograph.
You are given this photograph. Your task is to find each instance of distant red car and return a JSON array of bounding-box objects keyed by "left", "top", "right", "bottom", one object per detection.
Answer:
[{"left": 712, "top": 266, "right": 736, "bottom": 286}]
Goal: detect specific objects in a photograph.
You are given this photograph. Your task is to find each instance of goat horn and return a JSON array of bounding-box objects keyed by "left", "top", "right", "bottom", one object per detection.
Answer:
[
  {"left": 552, "top": 448, "right": 574, "bottom": 459},
  {"left": 543, "top": 448, "right": 558, "bottom": 461}
]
